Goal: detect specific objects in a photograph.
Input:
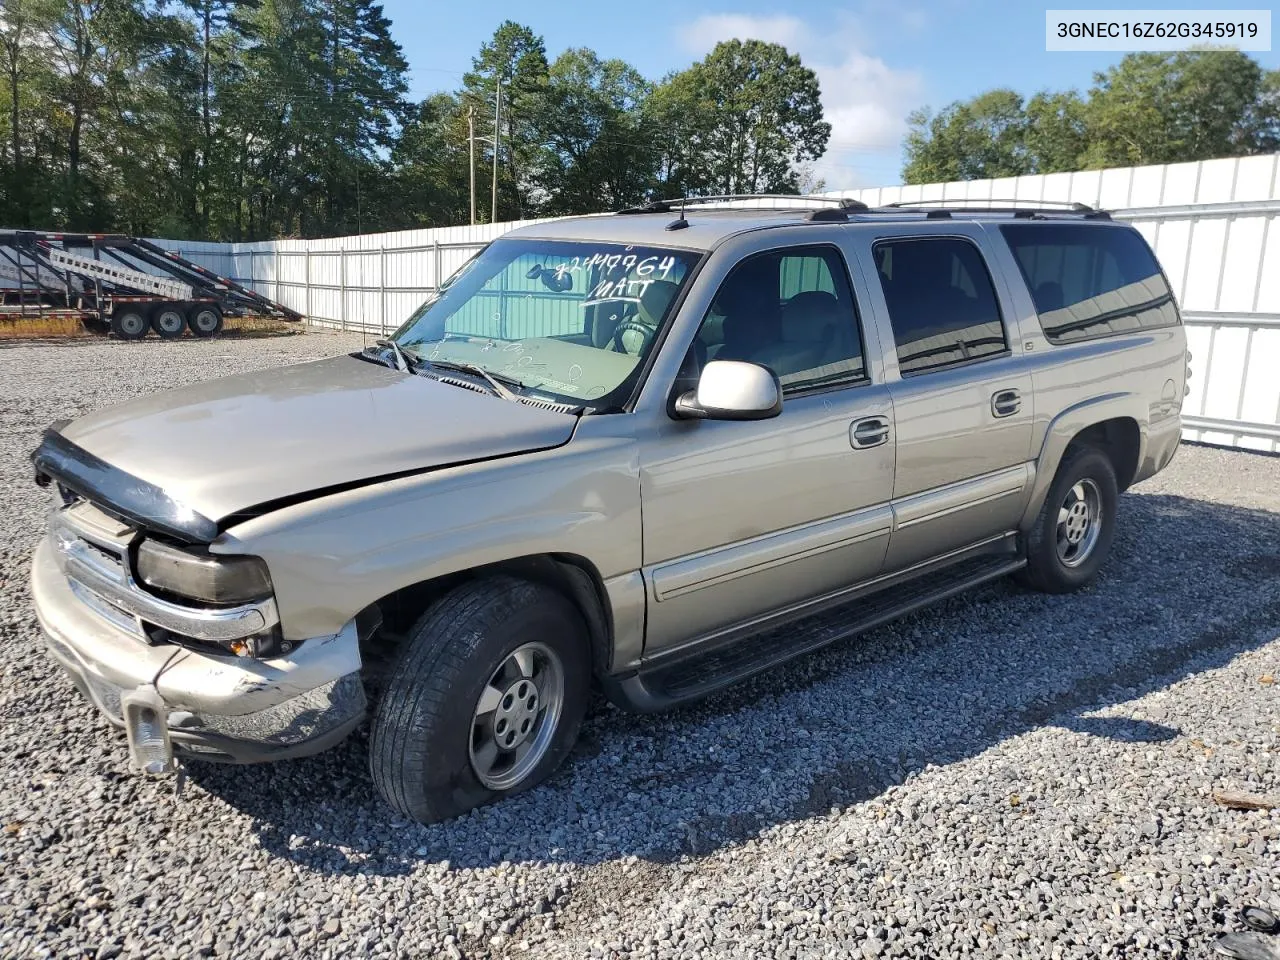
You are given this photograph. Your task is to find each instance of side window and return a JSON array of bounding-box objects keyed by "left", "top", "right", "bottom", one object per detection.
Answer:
[
  {"left": 694, "top": 245, "right": 866, "bottom": 394},
  {"left": 873, "top": 237, "right": 1008, "bottom": 375},
  {"left": 1000, "top": 223, "right": 1180, "bottom": 344}
]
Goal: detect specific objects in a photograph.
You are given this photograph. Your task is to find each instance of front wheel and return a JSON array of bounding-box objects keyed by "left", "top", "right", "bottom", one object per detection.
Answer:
[
  {"left": 369, "top": 577, "right": 590, "bottom": 824},
  {"left": 1017, "top": 446, "right": 1118, "bottom": 593}
]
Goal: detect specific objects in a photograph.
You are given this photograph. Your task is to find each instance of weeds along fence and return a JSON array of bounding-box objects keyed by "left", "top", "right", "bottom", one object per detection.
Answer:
[{"left": 156, "top": 154, "right": 1280, "bottom": 453}]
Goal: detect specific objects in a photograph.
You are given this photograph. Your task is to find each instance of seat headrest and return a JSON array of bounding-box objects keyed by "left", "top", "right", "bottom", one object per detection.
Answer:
[
  {"left": 713, "top": 263, "right": 777, "bottom": 317},
  {"left": 782, "top": 290, "right": 839, "bottom": 342},
  {"left": 636, "top": 279, "right": 680, "bottom": 327}
]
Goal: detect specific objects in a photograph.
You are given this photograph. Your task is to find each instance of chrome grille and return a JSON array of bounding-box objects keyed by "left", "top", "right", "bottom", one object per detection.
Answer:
[{"left": 47, "top": 497, "right": 280, "bottom": 644}]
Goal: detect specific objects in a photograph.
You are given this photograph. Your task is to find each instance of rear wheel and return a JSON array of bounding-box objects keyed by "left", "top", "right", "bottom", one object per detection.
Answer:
[
  {"left": 1017, "top": 446, "right": 1118, "bottom": 593},
  {"left": 110, "top": 308, "right": 149, "bottom": 340},
  {"left": 369, "top": 577, "right": 590, "bottom": 824},
  {"left": 187, "top": 304, "right": 223, "bottom": 338},
  {"left": 151, "top": 304, "right": 186, "bottom": 339}
]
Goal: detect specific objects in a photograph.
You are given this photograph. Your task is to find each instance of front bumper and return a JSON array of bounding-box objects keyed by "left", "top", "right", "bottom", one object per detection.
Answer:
[{"left": 31, "top": 539, "right": 366, "bottom": 765}]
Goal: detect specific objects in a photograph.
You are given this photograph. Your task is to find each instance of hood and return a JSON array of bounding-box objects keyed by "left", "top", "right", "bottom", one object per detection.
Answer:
[{"left": 55, "top": 354, "right": 577, "bottom": 525}]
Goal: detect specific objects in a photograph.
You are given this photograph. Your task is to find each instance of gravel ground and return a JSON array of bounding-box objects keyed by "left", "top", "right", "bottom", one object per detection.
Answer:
[{"left": 0, "top": 331, "right": 1277, "bottom": 960}]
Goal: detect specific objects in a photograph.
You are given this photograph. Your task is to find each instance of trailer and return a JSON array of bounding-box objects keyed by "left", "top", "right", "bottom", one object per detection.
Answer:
[{"left": 0, "top": 230, "right": 303, "bottom": 339}]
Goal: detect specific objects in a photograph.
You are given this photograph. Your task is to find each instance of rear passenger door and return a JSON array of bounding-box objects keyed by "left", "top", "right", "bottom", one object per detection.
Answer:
[{"left": 852, "top": 227, "right": 1034, "bottom": 572}]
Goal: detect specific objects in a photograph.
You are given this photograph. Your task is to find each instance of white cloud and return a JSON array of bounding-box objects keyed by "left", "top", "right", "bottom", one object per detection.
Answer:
[
  {"left": 676, "top": 13, "right": 925, "bottom": 190},
  {"left": 678, "top": 14, "right": 811, "bottom": 53}
]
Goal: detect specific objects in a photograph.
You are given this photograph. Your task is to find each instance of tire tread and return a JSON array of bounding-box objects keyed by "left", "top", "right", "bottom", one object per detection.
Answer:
[
  {"left": 1017, "top": 444, "right": 1118, "bottom": 594},
  {"left": 369, "top": 576, "right": 586, "bottom": 823}
]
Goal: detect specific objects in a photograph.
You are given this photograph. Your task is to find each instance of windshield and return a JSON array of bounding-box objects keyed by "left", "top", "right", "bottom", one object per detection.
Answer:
[{"left": 391, "top": 238, "right": 700, "bottom": 410}]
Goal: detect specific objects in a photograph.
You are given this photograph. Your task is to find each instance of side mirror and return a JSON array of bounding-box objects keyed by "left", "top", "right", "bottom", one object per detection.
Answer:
[{"left": 672, "top": 360, "right": 782, "bottom": 421}]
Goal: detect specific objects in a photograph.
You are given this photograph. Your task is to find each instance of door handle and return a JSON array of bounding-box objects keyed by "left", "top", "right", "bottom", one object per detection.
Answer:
[
  {"left": 850, "top": 416, "right": 890, "bottom": 449},
  {"left": 991, "top": 389, "right": 1021, "bottom": 418}
]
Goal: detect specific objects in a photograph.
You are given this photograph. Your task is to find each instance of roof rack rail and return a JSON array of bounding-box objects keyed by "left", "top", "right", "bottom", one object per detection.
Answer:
[
  {"left": 881, "top": 198, "right": 1098, "bottom": 212},
  {"left": 865, "top": 198, "right": 1111, "bottom": 221},
  {"left": 617, "top": 194, "right": 870, "bottom": 216}
]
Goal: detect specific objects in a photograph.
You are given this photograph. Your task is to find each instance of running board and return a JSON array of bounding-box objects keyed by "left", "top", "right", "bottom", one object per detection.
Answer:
[{"left": 614, "top": 553, "right": 1025, "bottom": 711}]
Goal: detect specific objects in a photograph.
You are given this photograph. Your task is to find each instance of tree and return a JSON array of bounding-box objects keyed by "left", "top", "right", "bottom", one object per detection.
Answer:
[
  {"left": 461, "top": 21, "right": 547, "bottom": 220},
  {"left": 903, "top": 89, "right": 1030, "bottom": 183},
  {"left": 528, "top": 48, "right": 654, "bottom": 213},
  {"left": 41, "top": 0, "right": 150, "bottom": 227},
  {"left": 901, "top": 52, "right": 1280, "bottom": 183},
  {"left": 652, "top": 39, "right": 830, "bottom": 196},
  {"left": 644, "top": 68, "right": 716, "bottom": 197},
  {"left": 0, "top": 0, "right": 60, "bottom": 225},
  {"left": 229, "top": 0, "right": 407, "bottom": 238},
  {"left": 389, "top": 92, "right": 471, "bottom": 227},
  {"left": 1257, "top": 69, "right": 1280, "bottom": 153},
  {"left": 1083, "top": 50, "right": 1276, "bottom": 166},
  {"left": 1024, "top": 90, "right": 1089, "bottom": 173},
  {"left": 174, "top": 0, "right": 257, "bottom": 235}
]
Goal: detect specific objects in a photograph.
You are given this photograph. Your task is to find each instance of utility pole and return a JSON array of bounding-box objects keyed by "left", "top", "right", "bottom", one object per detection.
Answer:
[
  {"left": 491, "top": 74, "right": 502, "bottom": 225},
  {"left": 468, "top": 106, "right": 476, "bottom": 226}
]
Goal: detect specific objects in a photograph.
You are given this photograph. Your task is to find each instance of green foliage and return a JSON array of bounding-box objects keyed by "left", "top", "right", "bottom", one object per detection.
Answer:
[
  {"left": 903, "top": 89, "right": 1029, "bottom": 183},
  {"left": 903, "top": 50, "right": 1280, "bottom": 184},
  {"left": 529, "top": 48, "right": 654, "bottom": 214},
  {"left": 1084, "top": 50, "right": 1274, "bottom": 166},
  {"left": 386, "top": 26, "right": 835, "bottom": 225},
  {"left": 1, "top": 13, "right": 833, "bottom": 237},
  {"left": 651, "top": 39, "right": 831, "bottom": 196},
  {"left": 460, "top": 20, "right": 547, "bottom": 221}
]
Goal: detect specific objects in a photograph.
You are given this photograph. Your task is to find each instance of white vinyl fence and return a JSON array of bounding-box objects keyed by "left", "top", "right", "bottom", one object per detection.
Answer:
[{"left": 157, "top": 153, "right": 1280, "bottom": 453}]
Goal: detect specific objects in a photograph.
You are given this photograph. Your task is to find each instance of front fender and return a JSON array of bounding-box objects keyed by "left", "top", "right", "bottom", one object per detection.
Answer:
[{"left": 214, "top": 424, "right": 641, "bottom": 646}]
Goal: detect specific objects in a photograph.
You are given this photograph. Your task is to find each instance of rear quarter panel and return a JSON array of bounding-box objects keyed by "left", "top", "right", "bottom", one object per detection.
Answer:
[{"left": 979, "top": 222, "right": 1188, "bottom": 524}]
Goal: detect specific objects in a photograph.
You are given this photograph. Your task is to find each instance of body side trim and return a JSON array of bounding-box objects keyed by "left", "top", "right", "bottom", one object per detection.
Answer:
[
  {"left": 648, "top": 504, "right": 893, "bottom": 603},
  {"left": 893, "top": 463, "right": 1033, "bottom": 530}
]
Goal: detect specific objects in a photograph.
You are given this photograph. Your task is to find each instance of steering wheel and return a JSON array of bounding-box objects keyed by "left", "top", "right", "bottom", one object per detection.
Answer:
[{"left": 612, "top": 317, "right": 656, "bottom": 356}]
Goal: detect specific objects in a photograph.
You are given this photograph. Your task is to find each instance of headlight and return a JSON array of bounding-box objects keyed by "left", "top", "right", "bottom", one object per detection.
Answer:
[{"left": 135, "top": 539, "right": 272, "bottom": 605}]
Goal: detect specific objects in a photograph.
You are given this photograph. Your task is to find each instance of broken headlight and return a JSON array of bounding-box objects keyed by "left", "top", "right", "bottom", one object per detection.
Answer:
[{"left": 135, "top": 539, "right": 273, "bottom": 605}]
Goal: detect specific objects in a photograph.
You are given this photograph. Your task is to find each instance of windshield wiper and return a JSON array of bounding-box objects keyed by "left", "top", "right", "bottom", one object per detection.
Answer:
[
  {"left": 422, "top": 358, "right": 526, "bottom": 402},
  {"left": 369, "top": 338, "right": 414, "bottom": 373}
]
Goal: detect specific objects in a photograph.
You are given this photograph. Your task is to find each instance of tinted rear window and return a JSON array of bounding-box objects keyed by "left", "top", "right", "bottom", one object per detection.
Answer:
[
  {"left": 1000, "top": 223, "right": 1180, "bottom": 344},
  {"left": 873, "top": 237, "right": 1008, "bottom": 374}
]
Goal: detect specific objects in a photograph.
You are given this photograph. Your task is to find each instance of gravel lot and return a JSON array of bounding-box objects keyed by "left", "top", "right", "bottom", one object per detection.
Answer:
[{"left": 1, "top": 331, "right": 1277, "bottom": 960}]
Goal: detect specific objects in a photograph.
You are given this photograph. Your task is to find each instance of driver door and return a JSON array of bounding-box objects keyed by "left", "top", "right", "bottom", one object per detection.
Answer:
[{"left": 637, "top": 241, "right": 897, "bottom": 655}]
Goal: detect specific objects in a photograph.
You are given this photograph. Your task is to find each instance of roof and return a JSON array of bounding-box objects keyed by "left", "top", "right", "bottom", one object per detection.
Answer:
[
  {"left": 504, "top": 207, "right": 829, "bottom": 252},
  {"left": 502, "top": 198, "right": 1115, "bottom": 252}
]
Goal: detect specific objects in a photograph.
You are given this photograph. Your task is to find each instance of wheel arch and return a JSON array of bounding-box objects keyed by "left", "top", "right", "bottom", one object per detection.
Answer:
[
  {"left": 1022, "top": 393, "right": 1146, "bottom": 532},
  {"left": 1065, "top": 417, "right": 1141, "bottom": 491},
  {"left": 357, "top": 552, "right": 616, "bottom": 680}
]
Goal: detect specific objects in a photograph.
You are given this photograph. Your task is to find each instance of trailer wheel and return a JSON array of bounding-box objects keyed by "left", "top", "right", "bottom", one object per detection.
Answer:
[
  {"left": 151, "top": 305, "right": 186, "bottom": 339},
  {"left": 187, "top": 305, "right": 223, "bottom": 338},
  {"left": 110, "top": 308, "right": 149, "bottom": 340}
]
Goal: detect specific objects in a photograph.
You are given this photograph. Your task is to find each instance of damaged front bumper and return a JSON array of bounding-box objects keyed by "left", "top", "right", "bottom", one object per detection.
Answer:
[{"left": 31, "top": 539, "right": 366, "bottom": 767}]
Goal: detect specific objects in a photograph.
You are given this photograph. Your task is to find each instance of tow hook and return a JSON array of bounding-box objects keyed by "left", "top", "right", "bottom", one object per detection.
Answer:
[{"left": 121, "top": 684, "right": 176, "bottom": 776}]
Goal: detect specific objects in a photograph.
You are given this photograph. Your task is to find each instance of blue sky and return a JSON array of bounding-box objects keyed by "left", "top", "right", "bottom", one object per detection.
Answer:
[{"left": 381, "top": 0, "right": 1279, "bottom": 190}]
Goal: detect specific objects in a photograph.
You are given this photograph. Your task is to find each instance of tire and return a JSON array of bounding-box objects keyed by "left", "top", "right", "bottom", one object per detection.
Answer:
[
  {"left": 109, "top": 308, "right": 149, "bottom": 340},
  {"left": 151, "top": 304, "right": 187, "bottom": 339},
  {"left": 187, "top": 304, "right": 223, "bottom": 338},
  {"left": 370, "top": 576, "right": 591, "bottom": 824},
  {"left": 1016, "top": 445, "right": 1119, "bottom": 594}
]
